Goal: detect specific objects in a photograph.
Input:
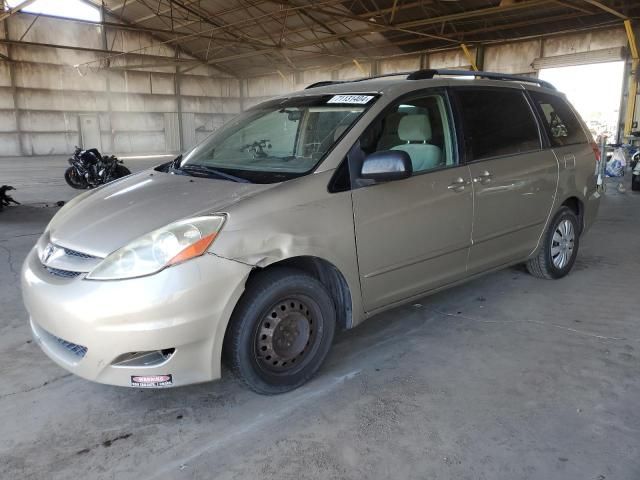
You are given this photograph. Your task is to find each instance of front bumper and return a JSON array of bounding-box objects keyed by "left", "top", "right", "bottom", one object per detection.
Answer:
[{"left": 21, "top": 247, "right": 252, "bottom": 387}]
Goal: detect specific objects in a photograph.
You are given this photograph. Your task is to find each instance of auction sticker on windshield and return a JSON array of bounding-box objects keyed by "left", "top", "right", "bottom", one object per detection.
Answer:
[{"left": 327, "top": 95, "right": 374, "bottom": 104}]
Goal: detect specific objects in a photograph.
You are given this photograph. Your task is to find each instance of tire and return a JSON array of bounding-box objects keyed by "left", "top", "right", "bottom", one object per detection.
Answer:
[
  {"left": 64, "top": 167, "right": 89, "bottom": 189},
  {"left": 114, "top": 165, "right": 131, "bottom": 178},
  {"left": 224, "top": 267, "right": 336, "bottom": 394},
  {"left": 103, "top": 165, "right": 131, "bottom": 185},
  {"left": 526, "top": 206, "right": 580, "bottom": 279}
]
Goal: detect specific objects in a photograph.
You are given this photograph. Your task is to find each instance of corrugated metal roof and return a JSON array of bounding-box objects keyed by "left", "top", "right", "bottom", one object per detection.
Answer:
[{"left": 89, "top": 0, "right": 639, "bottom": 75}]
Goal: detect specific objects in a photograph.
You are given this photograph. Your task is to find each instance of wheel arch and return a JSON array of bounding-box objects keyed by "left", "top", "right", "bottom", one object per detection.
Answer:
[
  {"left": 244, "top": 256, "right": 354, "bottom": 330},
  {"left": 560, "top": 196, "right": 584, "bottom": 233}
]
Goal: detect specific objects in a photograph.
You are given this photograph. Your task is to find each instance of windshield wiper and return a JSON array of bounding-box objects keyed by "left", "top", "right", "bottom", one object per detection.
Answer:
[{"left": 180, "top": 164, "right": 251, "bottom": 183}]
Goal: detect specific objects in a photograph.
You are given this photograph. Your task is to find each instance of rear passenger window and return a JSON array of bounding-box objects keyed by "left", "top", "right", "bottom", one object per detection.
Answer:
[
  {"left": 454, "top": 89, "right": 541, "bottom": 161},
  {"left": 529, "top": 92, "right": 587, "bottom": 146}
]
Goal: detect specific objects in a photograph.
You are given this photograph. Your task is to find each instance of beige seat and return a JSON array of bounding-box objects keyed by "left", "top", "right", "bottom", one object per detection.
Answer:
[{"left": 391, "top": 115, "right": 442, "bottom": 172}]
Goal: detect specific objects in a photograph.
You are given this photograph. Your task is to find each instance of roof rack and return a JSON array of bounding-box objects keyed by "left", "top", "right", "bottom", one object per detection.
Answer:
[
  {"left": 406, "top": 69, "right": 556, "bottom": 89},
  {"left": 305, "top": 80, "right": 346, "bottom": 89},
  {"left": 305, "top": 68, "right": 556, "bottom": 90}
]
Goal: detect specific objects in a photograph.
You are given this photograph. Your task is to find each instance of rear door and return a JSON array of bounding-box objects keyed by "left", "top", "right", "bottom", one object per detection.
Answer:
[
  {"left": 350, "top": 90, "right": 474, "bottom": 312},
  {"left": 527, "top": 90, "right": 596, "bottom": 211},
  {"left": 452, "top": 87, "right": 559, "bottom": 274}
]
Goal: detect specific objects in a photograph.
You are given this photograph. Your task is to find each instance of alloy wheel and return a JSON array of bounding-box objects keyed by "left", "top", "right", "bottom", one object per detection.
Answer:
[{"left": 551, "top": 218, "right": 575, "bottom": 269}]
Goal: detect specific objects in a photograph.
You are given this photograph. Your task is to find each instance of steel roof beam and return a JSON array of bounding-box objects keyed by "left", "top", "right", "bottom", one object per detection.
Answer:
[
  {"left": 0, "top": 0, "right": 37, "bottom": 21},
  {"left": 582, "top": 0, "right": 627, "bottom": 20}
]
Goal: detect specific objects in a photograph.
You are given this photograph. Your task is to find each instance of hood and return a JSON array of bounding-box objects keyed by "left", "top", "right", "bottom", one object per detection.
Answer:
[{"left": 48, "top": 171, "right": 276, "bottom": 257}]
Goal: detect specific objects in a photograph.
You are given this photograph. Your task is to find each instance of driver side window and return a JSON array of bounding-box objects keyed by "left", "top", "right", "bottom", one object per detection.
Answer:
[{"left": 361, "top": 93, "right": 454, "bottom": 173}]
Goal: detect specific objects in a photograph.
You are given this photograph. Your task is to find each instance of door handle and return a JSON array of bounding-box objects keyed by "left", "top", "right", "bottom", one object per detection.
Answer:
[
  {"left": 563, "top": 154, "right": 576, "bottom": 169},
  {"left": 447, "top": 177, "right": 467, "bottom": 192},
  {"left": 473, "top": 170, "right": 492, "bottom": 184}
]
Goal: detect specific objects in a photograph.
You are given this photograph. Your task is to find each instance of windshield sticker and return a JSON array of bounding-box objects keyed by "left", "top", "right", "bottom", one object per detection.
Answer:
[{"left": 327, "top": 95, "right": 374, "bottom": 105}]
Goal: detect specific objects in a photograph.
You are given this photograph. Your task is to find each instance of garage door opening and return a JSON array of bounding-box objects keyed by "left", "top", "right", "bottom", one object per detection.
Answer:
[{"left": 539, "top": 61, "right": 625, "bottom": 142}]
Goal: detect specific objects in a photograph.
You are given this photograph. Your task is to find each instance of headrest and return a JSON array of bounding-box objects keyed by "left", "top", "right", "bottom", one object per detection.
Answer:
[{"left": 397, "top": 114, "right": 432, "bottom": 142}]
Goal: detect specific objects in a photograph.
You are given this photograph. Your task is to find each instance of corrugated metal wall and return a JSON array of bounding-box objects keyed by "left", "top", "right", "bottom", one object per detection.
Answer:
[
  {"left": 0, "top": 13, "right": 241, "bottom": 156},
  {"left": 242, "top": 26, "right": 628, "bottom": 106},
  {"left": 0, "top": 13, "right": 631, "bottom": 157}
]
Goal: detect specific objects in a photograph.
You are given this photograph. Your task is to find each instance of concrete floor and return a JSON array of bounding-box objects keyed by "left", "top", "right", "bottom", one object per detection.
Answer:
[{"left": 1, "top": 158, "right": 639, "bottom": 480}]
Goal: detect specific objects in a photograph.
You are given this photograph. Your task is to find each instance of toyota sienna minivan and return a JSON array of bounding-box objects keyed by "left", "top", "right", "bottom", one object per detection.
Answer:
[{"left": 22, "top": 69, "right": 601, "bottom": 394}]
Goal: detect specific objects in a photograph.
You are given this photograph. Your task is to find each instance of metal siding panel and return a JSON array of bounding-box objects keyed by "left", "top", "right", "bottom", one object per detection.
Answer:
[
  {"left": 181, "top": 112, "right": 196, "bottom": 150},
  {"left": 164, "top": 112, "right": 180, "bottom": 152}
]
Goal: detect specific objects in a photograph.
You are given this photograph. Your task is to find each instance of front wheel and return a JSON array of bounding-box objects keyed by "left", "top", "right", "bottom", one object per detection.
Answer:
[
  {"left": 224, "top": 267, "right": 336, "bottom": 394},
  {"left": 526, "top": 206, "right": 580, "bottom": 279},
  {"left": 64, "top": 167, "right": 88, "bottom": 189}
]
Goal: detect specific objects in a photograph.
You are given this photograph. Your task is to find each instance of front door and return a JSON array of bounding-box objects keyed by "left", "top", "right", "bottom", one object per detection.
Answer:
[
  {"left": 452, "top": 87, "right": 558, "bottom": 274},
  {"left": 351, "top": 91, "right": 473, "bottom": 312}
]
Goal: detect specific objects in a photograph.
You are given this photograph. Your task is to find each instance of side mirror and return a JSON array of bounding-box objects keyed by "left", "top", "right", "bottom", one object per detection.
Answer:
[{"left": 360, "top": 150, "right": 412, "bottom": 182}]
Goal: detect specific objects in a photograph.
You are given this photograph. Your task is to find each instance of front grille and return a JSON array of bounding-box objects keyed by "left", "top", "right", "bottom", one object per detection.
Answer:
[
  {"left": 44, "top": 266, "right": 82, "bottom": 278},
  {"left": 53, "top": 335, "right": 88, "bottom": 358},
  {"left": 62, "top": 247, "right": 96, "bottom": 260}
]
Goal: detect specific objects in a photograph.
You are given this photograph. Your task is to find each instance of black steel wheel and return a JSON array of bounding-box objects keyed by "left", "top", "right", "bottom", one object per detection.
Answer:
[
  {"left": 224, "top": 267, "right": 336, "bottom": 394},
  {"left": 254, "top": 296, "right": 320, "bottom": 374}
]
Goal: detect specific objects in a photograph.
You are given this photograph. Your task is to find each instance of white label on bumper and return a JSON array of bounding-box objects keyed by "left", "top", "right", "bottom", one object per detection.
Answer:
[{"left": 131, "top": 374, "right": 173, "bottom": 387}]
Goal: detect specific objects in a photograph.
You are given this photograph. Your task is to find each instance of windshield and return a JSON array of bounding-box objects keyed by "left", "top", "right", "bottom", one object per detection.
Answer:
[{"left": 178, "top": 94, "right": 376, "bottom": 183}]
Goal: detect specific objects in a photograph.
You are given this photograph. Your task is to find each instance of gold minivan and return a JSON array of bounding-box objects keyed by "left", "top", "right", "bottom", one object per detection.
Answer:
[{"left": 22, "top": 70, "right": 601, "bottom": 394}]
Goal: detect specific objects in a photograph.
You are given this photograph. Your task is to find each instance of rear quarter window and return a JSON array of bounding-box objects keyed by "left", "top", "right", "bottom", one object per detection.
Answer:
[
  {"left": 454, "top": 89, "right": 541, "bottom": 161},
  {"left": 529, "top": 91, "right": 588, "bottom": 147}
]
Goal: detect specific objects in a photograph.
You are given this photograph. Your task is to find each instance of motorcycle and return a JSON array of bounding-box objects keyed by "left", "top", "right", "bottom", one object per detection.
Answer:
[
  {"left": 0, "top": 185, "right": 20, "bottom": 212},
  {"left": 64, "top": 147, "right": 131, "bottom": 189}
]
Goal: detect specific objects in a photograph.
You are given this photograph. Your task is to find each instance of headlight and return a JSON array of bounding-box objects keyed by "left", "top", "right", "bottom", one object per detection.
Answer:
[
  {"left": 36, "top": 231, "right": 51, "bottom": 263},
  {"left": 86, "top": 215, "right": 226, "bottom": 280}
]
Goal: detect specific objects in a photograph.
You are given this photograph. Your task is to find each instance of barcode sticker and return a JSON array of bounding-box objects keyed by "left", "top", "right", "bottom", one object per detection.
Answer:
[{"left": 327, "top": 95, "right": 374, "bottom": 104}]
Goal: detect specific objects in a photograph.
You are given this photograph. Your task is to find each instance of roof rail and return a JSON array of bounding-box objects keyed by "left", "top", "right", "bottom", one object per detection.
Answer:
[
  {"left": 305, "top": 80, "right": 346, "bottom": 89},
  {"left": 406, "top": 69, "right": 556, "bottom": 90},
  {"left": 304, "top": 68, "right": 556, "bottom": 90}
]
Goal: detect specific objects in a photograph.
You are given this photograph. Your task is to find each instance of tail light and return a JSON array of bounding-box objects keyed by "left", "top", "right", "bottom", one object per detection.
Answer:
[{"left": 591, "top": 141, "right": 601, "bottom": 162}]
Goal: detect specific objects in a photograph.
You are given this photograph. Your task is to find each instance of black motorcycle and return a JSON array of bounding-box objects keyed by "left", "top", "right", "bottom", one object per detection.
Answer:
[
  {"left": 64, "top": 147, "right": 131, "bottom": 189},
  {"left": 0, "top": 185, "right": 20, "bottom": 212}
]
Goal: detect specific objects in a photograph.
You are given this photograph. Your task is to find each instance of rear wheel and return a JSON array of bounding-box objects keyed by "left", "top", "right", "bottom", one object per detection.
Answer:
[
  {"left": 526, "top": 206, "right": 579, "bottom": 279},
  {"left": 112, "top": 165, "right": 131, "bottom": 180},
  {"left": 224, "top": 267, "right": 336, "bottom": 394}
]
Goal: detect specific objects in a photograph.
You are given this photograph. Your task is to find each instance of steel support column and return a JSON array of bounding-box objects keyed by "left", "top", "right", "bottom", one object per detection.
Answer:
[
  {"left": 2, "top": 9, "right": 25, "bottom": 155},
  {"left": 100, "top": 3, "right": 114, "bottom": 152},
  {"left": 175, "top": 49, "right": 185, "bottom": 152},
  {"left": 624, "top": 20, "right": 638, "bottom": 137}
]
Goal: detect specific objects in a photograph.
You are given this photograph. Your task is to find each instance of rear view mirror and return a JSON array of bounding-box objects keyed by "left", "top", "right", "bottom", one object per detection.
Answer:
[{"left": 360, "top": 150, "right": 412, "bottom": 182}]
